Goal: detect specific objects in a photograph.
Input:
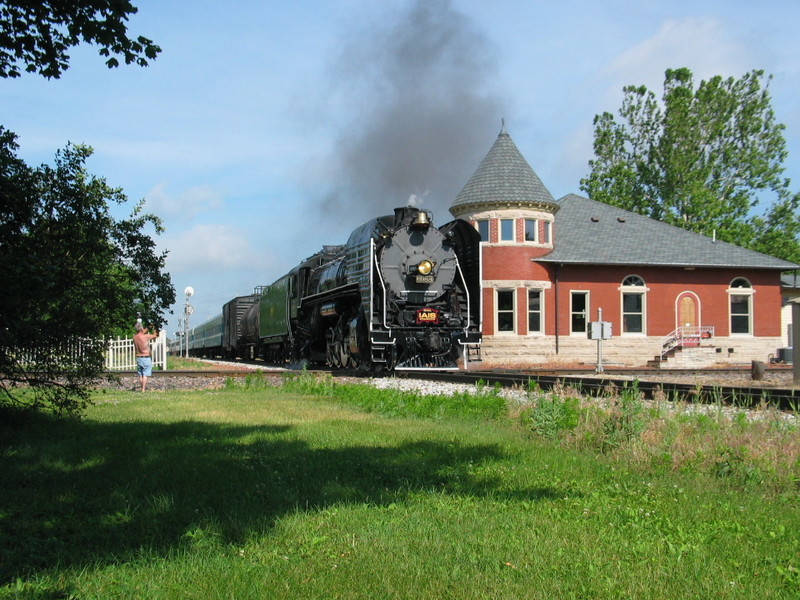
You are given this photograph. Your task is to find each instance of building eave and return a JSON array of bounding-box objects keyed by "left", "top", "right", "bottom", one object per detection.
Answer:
[{"left": 451, "top": 199, "right": 560, "bottom": 218}]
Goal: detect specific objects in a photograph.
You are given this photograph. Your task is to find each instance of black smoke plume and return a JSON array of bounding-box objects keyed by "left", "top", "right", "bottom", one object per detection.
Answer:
[{"left": 315, "top": 0, "right": 505, "bottom": 225}]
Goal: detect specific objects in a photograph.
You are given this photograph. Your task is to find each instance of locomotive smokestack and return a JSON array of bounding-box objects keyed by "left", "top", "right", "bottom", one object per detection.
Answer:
[{"left": 394, "top": 206, "right": 433, "bottom": 228}]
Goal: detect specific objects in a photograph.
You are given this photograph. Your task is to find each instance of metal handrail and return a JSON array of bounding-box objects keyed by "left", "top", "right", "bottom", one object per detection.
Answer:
[{"left": 660, "top": 326, "right": 715, "bottom": 359}]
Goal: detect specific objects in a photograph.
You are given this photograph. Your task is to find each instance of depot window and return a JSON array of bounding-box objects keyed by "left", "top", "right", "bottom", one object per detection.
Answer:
[
  {"left": 499, "top": 219, "right": 515, "bottom": 242},
  {"left": 475, "top": 219, "right": 489, "bottom": 242},
  {"left": 524, "top": 219, "right": 538, "bottom": 242},
  {"left": 621, "top": 275, "right": 646, "bottom": 334},
  {"left": 542, "top": 221, "right": 552, "bottom": 244},
  {"left": 570, "top": 291, "right": 589, "bottom": 335},
  {"left": 728, "top": 277, "right": 753, "bottom": 335},
  {"left": 496, "top": 289, "right": 516, "bottom": 333},
  {"left": 527, "top": 289, "right": 543, "bottom": 334}
]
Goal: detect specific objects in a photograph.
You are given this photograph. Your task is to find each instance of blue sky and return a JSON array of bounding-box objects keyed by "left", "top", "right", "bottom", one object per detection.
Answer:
[{"left": 2, "top": 0, "right": 799, "bottom": 335}]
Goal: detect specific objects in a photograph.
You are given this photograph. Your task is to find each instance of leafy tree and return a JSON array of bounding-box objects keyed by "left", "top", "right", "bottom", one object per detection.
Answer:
[
  {"left": 580, "top": 68, "right": 800, "bottom": 264},
  {"left": 0, "top": 129, "right": 175, "bottom": 414},
  {"left": 0, "top": 0, "right": 160, "bottom": 78},
  {"left": 0, "top": 1, "right": 169, "bottom": 415}
]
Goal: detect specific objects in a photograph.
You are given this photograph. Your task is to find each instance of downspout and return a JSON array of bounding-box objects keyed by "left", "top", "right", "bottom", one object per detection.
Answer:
[{"left": 554, "top": 263, "right": 561, "bottom": 355}]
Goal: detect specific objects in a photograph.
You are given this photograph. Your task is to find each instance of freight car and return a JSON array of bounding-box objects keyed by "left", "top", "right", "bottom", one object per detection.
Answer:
[
  {"left": 187, "top": 206, "right": 481, "bottom": 371},
  {"left": 183, "top": 294, "right": 258, "bottom": 358}
]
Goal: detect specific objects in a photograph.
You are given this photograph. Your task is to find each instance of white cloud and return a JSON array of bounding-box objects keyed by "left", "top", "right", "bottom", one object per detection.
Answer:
[
  {"left": 162, "top": 223, "right": 269, "bottom": 274},
  {"left": 159, "top": 222, "right": 293, "bottom": 333},
  {"left": 144, "top": 183, "right": 225, "bottom": 223},
  {"left": 599, "top": 17, "right": 753, "bottom": 106}
]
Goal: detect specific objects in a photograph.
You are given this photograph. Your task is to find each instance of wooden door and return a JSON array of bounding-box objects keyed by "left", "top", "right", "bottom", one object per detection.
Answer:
[
  {"left": 679, "top": 296, "right": 697, "bottom": 328},
  {"left": 678, "top": 294, "right": 699, "bottom": 346}
]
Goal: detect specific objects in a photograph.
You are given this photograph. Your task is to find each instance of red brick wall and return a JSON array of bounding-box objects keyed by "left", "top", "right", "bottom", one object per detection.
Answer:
[
  {"left": 550, "top": 265, "right": 784, "bottom": 337},
  {"left": 481, "top": 246, "right": 553, "bottom": 280},
  {"left": 482, "top": 287, "right": 495, "bottom": 335},
  {"left": 479, "top": 257, "right": 784, "bottom": 338}
]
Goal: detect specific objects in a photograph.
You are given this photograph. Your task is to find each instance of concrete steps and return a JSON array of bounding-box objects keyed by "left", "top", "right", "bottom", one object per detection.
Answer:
[{"left": 647, "top": 346, "right": 719, "bottom": 369}]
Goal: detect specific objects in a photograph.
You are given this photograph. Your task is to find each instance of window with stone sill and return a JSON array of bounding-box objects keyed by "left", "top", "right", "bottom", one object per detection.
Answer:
[
  {"left": 570, "top": 291, "right": 589, "bottom": 335},
  {"left": 527, "top": 289, "right": 543, "bottom": 334},
  {"left": 496, "top": 289, "right": 516, "bottom": 333},
  {"left": 728, "top": 278, "right": 753, "bottom": 335},
  {"left": 621, "top": 275, "right": 646, "bottom": 334}
]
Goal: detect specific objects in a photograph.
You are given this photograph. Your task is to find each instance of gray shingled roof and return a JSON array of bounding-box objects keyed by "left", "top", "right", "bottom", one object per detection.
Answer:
[
  {"left": 540, "top": 194, "right": 800, "bottom": 270},
  {"left": 450, "top": 125, "right": 558, "bottom": 214},
  {"left": 783, "top": 272, "right": 800, "bottom": 289}
]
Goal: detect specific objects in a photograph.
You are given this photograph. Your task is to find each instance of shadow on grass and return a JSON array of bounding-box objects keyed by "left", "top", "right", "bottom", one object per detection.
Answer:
[{"left": 0, "top": 406, "right": 572, "bottom": 584}]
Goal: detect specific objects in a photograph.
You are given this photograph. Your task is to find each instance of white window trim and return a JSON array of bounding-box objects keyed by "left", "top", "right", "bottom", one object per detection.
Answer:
[
  {"left": 618, "top": 278, "right": 649, "bottom": 336},
  {"left": 727, "top": 285, "right": 755, "bottom": 336},
  {"left": 524, "top": 218, "right": 538, "bottom": 244},
  {"left": 526, "top": 288, "right": 544, "bottom": 335},
  {"left": 542, "top": 220, "right": 552, "bottom": 245},
  {"left": 570, "top": 290, "right": 590, "bottom": 336},
  {"left": 474, "top": 219, "right": 490, "bottom": 243},
  {"left": 495, "top": 288, "right": 517, "bottom": 335},
  {"left": 464, "top": 211, "right": 554, "bottom": 248},
  {"left": 498, "top": 218, "right": 516, "bottom": 243}
]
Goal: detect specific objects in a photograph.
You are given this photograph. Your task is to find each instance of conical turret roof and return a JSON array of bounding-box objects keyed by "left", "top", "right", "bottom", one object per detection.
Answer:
[{"left": 450, "top": 124, "right": 558, "bottom": 217}]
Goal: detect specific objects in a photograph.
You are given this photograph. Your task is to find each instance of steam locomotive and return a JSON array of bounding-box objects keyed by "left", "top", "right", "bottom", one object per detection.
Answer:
[{"left": 186, "top": 206, "right": 482, "bottom": 371}]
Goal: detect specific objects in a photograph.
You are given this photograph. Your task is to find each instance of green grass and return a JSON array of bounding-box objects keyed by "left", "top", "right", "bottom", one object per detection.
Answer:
[
  {"left": 1, "top": 378, "right": 799, "bottom": 599},
  {"left": 165, "top": 356, "right": 216, "bottom": 371}
]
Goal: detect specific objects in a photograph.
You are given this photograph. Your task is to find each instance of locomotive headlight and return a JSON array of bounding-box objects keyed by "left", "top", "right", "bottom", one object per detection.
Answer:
[{"left": 417, "top": 260, "right": 434, "bottom": 275}]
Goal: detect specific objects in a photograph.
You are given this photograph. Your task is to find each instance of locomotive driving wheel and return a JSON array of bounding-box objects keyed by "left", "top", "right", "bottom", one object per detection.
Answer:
[{"left": 326, "top": 327, "right": 339, "bottom": 368}]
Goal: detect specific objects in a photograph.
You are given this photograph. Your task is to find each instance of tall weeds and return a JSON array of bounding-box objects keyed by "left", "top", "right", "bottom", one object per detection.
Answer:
[{"left": 519, "top": 379, "right": 799, "bottom": 491}]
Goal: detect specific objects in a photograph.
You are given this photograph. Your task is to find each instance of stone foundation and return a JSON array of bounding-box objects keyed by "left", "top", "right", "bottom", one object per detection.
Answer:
[{"left": 477, "top": 335, "right": 785, "bottom": 369}]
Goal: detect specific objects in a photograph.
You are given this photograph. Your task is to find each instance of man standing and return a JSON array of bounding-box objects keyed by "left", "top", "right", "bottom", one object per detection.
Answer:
[{"left": 133, "top": 321, "right": 159, "bottom": 392}]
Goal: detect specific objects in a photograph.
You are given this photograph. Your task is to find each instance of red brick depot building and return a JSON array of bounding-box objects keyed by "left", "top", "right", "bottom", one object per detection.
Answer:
[{"left": 449, "top": 126, "right": 799, "bottom": 368}]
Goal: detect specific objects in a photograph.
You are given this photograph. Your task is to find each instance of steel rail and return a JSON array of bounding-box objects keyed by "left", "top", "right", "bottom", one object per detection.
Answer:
[{"left": 399, "top": 369, "right": 800, "bottom": 412}]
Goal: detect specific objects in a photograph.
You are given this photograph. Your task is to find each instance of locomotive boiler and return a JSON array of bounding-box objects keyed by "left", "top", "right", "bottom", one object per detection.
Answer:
[{"left": 189, "top": 206, "right": 481, "bottom": 371}]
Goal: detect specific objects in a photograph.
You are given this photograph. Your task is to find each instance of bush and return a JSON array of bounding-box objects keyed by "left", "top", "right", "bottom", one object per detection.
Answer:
[
  {"left": 519, "top": 392, "right": 582, "bottom": 439},
  {"left": 600, "top": 382, "right": 647, "bottom": 451}
]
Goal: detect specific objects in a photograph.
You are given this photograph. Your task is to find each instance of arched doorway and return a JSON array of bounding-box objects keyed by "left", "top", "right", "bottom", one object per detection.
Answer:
[
  {"left": 678, "top": 295, "right": 698, "bottom": 328},
  {"left": 676, "top": 292, "right": 701, "bottom": 346}
]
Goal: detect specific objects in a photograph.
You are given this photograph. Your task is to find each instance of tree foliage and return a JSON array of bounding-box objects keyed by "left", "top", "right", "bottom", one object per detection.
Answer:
[
  {"left": 0, "top": 0, "right": 160, "bottom": 78},
  {"left": 0, "top": 1, "right": 169, "bottom": 415},
  {"left": 580, "top": 68, "right": 800, "bottom": 264},
  {"left": 0, "top": 129, "right": 175, "bottom": 414}
]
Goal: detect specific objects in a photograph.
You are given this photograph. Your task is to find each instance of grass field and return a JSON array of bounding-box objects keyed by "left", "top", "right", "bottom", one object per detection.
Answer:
[{"left": 1, "top": 375, "right": 798, "bottom": 599}]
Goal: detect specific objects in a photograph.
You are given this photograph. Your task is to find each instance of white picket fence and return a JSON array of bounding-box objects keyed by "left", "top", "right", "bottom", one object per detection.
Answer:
[{"left": 105, "top": 331, "right": 168, "bottom": 371}]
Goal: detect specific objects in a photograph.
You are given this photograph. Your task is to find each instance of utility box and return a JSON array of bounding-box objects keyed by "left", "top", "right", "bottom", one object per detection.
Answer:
[
  {"left": 777, "top": 347, "right": 793, "bottom": 364},
  {"left": 588, "top": 321, "right": 613, "bottom": 340}
]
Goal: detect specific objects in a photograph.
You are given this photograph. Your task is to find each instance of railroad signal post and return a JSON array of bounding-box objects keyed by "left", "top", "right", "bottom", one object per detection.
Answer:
[
  {"left": 588, "top": 308, "right": 613, "bottom": 374},
  {"left": 183, "top": 287, "right": 194, "bottom": 359}
]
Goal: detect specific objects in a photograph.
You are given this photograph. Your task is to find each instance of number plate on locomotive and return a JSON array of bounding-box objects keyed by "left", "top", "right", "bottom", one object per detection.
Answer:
[
  {"left": 415, "top": 275, "right": 435, "bottom": 283},
  {"left": 416, "top": 308, "right": 440, "bottom": 324}
]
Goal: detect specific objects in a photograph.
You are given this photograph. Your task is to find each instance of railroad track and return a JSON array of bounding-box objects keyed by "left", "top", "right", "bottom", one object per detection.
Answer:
[
  {"left": 399, "top": 369, "right": 800, "bottom": 412},
  {"left": 125, "top": 361, "right": 800, "bottom": 411}
]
